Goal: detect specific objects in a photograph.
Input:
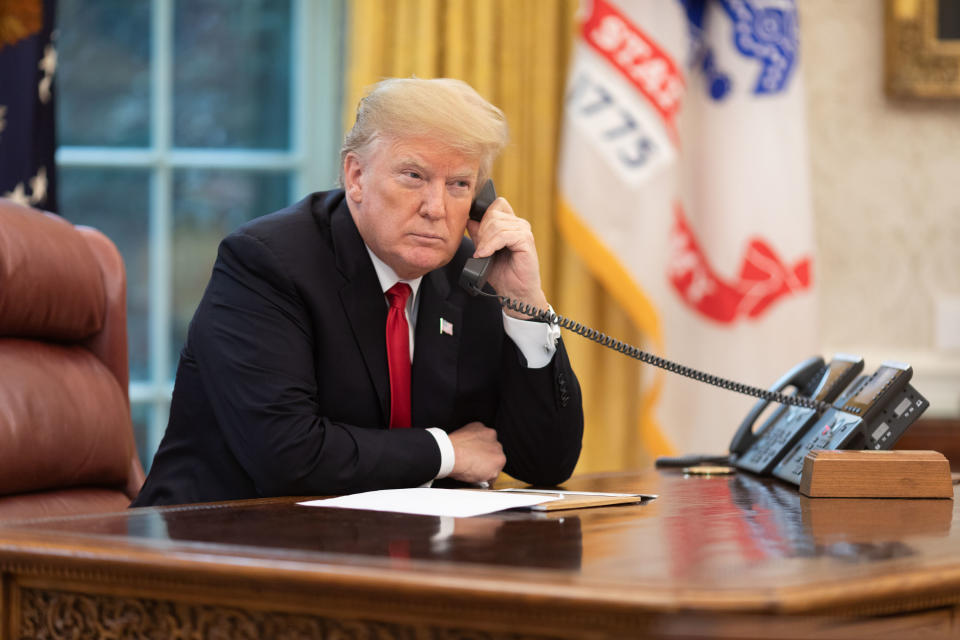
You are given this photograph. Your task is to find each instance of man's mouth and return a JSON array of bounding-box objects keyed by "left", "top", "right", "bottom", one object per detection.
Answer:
[{"left": 409, "top": 232, "right": 444, "bottom": 243}]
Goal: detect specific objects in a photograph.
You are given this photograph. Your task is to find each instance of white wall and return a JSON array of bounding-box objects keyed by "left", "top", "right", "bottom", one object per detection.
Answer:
[{"left": 800, "top": 0, "right": 960, "bottom": 416}]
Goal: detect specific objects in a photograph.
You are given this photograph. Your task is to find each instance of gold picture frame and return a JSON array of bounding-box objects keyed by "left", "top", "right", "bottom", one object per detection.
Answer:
[{"left": 885, "top": 0, "right": 960, "bottom": 98}]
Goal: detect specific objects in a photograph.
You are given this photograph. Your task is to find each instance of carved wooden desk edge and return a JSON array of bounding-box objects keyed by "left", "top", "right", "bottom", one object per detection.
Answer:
[
  {"left": 0, "top": 497, "right": 656, "bottom": 639},
  {"left": 5, "top": 554, "right": 960, "bottom": 640},
  {"left": 2, "top": 475, "right": 960, "bottom": 639}
]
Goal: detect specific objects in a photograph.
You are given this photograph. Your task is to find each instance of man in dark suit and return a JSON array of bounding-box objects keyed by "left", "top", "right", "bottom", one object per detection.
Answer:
[{"left": 132, "top": 78, "right": 583, "bottom": 506}]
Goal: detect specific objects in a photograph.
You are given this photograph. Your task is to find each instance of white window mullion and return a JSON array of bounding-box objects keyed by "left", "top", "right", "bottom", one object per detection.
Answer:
[
  {"left": 57, "top": 147, "right": 298, "bottom": 171},
  {"left": 56, "top": 147, "right": 157, "bottom": 167},
  {"left": 291, "top": 0, "right": 307, "bottom": 202},
  {"left": 147, "top": 0, "right": 175, "bottom": 457},
  {"left": 130, "top": 381, "right": 175, "bottom": 405},
  {"left": 168, "top": 148, "right": 298, "bottom": 169},
  {"left": 296, "top": 0, "right": 344, "bottom": 198}
]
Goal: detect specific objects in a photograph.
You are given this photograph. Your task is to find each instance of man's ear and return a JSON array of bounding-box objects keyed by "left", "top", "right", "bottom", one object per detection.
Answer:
[{"left": 343, "top": 153, "right": 363, "bottom": 203}]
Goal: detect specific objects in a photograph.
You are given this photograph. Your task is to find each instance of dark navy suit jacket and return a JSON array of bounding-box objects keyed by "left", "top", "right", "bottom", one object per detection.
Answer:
[{"left": 132, "top": 190, "right": 583, "bottom": 506}]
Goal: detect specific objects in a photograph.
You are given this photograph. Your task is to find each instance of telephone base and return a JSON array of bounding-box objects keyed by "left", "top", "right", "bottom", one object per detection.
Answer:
[{"left": 799, "top": 450, "right": 953, "bottom": 499}]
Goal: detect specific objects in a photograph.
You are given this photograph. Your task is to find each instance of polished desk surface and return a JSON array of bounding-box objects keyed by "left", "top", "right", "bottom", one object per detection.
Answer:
[{"left": 1, "top": 469, "right": 959, "bottom": 637}]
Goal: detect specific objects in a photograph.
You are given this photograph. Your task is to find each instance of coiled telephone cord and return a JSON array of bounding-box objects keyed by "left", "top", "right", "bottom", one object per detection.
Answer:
[{"left": 493, "top": 294, "right": 829, "bottom": 413}]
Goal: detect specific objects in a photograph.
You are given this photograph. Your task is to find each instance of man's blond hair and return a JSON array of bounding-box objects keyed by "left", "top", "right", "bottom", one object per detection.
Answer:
[{"left": 340, "top": 77, "right": 509, "bottom": 186}]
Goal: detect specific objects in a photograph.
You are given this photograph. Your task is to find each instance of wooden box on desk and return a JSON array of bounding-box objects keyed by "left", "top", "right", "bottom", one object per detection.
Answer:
[{"left": 799, "top": 450, "right": 953, "bottom": 498}]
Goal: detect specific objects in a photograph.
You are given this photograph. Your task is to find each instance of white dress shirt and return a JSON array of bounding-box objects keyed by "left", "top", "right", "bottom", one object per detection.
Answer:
[{"left": 365, "top": 247, "right": 560, "bottom": 480}]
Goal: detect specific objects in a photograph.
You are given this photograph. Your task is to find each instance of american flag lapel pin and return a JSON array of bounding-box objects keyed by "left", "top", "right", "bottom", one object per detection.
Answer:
[{"left": 439, "top": 318, "right": 454, "bottom": 336}]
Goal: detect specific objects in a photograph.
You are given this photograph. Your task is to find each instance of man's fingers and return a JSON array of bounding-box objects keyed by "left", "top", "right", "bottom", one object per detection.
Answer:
[{"left": 472, "top": 215, "right": 532, "bottom": 258}]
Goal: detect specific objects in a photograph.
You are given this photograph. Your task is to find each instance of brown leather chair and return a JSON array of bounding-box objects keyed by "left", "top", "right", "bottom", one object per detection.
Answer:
[{"left": 0, "top": 198, "right": 145, "bottom": 520}]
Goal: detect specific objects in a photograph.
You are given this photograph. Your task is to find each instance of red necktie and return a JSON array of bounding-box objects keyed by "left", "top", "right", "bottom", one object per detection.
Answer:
[{"left": 385, "top": 283, "right": 412, "bottom": 428}]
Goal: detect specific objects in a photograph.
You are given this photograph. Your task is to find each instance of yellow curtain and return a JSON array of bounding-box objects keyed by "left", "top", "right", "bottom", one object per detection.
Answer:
[{"left": 344, "top": 0, "right": 655, "bottom": 473}]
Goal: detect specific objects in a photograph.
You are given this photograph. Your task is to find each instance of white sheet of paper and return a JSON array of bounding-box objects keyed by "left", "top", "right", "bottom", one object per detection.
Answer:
[{"left": 297, "top": 488, "right": 560, "bottom": 517}]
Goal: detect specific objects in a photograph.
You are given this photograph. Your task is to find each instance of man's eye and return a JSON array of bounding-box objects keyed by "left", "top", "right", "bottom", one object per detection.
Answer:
[{"left": 403, "top": 171, "right": 421, "bottom": 180}]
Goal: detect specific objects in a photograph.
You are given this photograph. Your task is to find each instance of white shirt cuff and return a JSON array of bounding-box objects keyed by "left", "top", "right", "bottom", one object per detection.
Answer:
[
  {"left": 426, "top": 427, "right": 455, "bottom": 479},
  {"left": 502, "top": 309, "right": 560, "bottom": 369}
]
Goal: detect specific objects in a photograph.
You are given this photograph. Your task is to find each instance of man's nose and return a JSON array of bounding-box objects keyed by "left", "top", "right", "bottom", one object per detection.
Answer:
[{"left": 420, "top": 181, "right": 446, "bottom": 219}]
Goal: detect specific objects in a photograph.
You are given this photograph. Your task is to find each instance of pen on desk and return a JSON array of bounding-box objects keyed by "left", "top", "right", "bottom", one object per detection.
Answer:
[{"left": 497, "top": 488, "right": 644, "bottom": 498}]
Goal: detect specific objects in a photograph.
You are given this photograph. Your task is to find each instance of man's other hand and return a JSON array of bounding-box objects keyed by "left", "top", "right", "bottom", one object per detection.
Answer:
[{"left": 448, "top": 421, "right": 505, "bottom": 485}]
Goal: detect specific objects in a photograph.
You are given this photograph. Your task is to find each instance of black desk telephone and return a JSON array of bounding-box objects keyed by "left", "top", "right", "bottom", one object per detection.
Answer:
[
  {"left": 458, "top": 181, "right": 930, "bottom": 486},
  {"left": 731, "top": 356, "right": 928, "bottom": 484}
]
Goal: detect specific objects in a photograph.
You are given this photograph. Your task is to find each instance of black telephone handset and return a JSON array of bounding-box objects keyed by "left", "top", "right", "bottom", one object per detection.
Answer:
[
  {"left": 727, "top": 355, "right": 825, "bottom": 458},
  {"left": 731, "top": 354, "right": 864, "bottom": 475},
  {"left": 460, "top": 180, "right": 499, "bottom": 296}
]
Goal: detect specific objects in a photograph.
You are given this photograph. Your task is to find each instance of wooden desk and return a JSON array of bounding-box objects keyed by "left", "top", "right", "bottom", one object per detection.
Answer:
[{"left": 1, "top": 470, "right": 958, "bottom": 639}]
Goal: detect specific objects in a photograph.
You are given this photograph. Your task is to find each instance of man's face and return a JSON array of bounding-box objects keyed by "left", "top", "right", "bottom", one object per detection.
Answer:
[{"left": 344, "top": 136, "right": 480, "bottom": 280}]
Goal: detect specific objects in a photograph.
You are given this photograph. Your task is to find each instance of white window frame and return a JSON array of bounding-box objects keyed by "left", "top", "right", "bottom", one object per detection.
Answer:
[{"left": 56, "top": 0, "right": 345, "bottom": 463}]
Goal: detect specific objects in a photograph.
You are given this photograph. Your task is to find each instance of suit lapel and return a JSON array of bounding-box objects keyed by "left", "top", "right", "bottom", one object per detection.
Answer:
[
  {"left": 330, "top": 202, "right": 391, "bottom": 425},
  {"left": 412, "top": 267, "right": 460, "bottom": 429},
  {"left": 328, "top": 197, "right": 465, "bottom": 430}
]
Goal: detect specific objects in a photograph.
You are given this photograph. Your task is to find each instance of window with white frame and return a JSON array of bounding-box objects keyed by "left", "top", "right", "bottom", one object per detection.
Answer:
[{"left": 55, "top": 0, "right": 345, "bottom": 469}]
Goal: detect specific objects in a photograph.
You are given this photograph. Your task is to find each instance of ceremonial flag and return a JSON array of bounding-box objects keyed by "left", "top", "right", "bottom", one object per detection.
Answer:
[
  {"left": 0, "top": 0, "right": 57, "bottom": 212},
  {"left": 558, "top": 0, "right": 817, "bottom": 455}
]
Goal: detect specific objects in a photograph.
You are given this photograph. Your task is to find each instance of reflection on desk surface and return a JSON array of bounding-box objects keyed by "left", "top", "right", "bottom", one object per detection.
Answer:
[
  {"left": 0, "top": 469, "right": 956, "bottom": 591},
  {"left": 158, "top": 505, "right": 584, "bottom": 570}
]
